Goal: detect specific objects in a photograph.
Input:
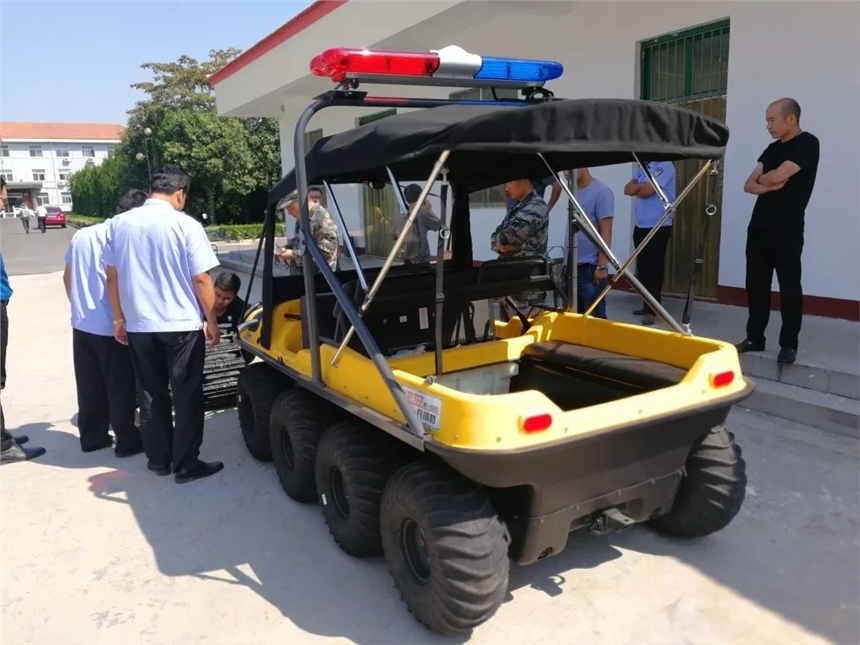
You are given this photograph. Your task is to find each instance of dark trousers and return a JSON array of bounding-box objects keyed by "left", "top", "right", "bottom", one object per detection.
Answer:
[
  {"left": 633, "top": 225, "right": 672, "bottom": 314},
  {"left": 745, "top": 227, "right": 804, "bottom": 350},
  {"left": 1, "top": 300, "right": 10, "bottom": 450},
  {"left": 1, "top": 300, "right": 8, "bottom": 391},
  {"left": 73, "top": 329, "right": 141, "bottom": 452},
  {"left": 128, "top": 330, "right": 206, "bottom": 470},
  {"left": 21, "top": 217, "right": 30, "bottom": 234},
  {"left": 562, "top": 264, "right": 608, "bottom": 319},
  {"left": 37, "top": 217, "right": 46, "bottom": 233}
]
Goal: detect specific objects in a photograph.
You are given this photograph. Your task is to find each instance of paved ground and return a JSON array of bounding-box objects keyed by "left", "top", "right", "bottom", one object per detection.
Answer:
[
  {"left": 0, "top": 217, "right": 75, "bottom": 276},
  {"left": 2, "top": 270, "right": 859, "bottom": 645}
]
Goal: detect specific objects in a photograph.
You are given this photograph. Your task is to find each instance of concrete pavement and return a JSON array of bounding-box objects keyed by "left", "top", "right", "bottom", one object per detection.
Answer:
[{"left": 2, "top": 270, "right": 859, "bottom": 645}]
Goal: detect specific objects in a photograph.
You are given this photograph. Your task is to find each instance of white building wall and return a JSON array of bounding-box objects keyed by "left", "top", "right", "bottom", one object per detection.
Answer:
[
  {"left": 0, "top": 139, "right": 117, "bottom": 210},
  {"left": 269, "top": 0, "right": 858, "bottom": 301}
]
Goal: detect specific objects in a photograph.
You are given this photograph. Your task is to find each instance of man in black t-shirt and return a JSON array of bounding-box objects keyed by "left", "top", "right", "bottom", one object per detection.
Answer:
[{"left": 736, "top": 98, "right": 819, "bottom": 365}]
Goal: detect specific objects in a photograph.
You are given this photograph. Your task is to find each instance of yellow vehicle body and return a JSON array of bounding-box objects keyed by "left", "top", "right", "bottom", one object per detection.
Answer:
[{"left": 239, "top": 297, "right": 749, "bottom": 452}]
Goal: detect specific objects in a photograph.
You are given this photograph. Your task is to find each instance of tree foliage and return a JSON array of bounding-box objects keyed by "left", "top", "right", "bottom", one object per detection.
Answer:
[{"left": 70, "top": 49, "right": 282, "bottom": 223}]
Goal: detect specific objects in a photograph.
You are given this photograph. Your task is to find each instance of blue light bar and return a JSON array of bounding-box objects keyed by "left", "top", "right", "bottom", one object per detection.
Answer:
[{"left": 474, "top": 56, "right": 564, "bottom": 83}]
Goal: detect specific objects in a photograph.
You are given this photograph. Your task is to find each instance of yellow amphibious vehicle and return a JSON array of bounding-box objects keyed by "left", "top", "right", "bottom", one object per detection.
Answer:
[{"left": 233, "top": 46, "right": 753, "bottom": 635}]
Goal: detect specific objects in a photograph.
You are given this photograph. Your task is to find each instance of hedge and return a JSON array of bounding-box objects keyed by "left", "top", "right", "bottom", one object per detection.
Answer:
[{"left": 66, "top": 214, "right": 286, "bottom": 241}]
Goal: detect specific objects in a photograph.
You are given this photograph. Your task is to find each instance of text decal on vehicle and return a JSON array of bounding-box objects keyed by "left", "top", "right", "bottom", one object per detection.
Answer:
[{"left": 401, "top": 385, "right": 442, "bottom": 431}]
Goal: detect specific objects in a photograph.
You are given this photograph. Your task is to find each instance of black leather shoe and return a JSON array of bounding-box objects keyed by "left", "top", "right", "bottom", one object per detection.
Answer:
[
  {"left": 115, "top": 443, "right": 145, "bottom": 458},
  {"left": 1, "top": 442, "right": 46, "bottom": 464},
  {"left": 735, "top": 339, "right": 765, "bottom": 353},
  {"left": 175, "top": 460, "right": 224, "bottom": 484},
  {"left": 82, "top": 435, "right": 114, "bottom": 453},
  {"left": 147, "top": 462, "right": 172, "bottom": 476},
  {"left": 777, "top": 348, "right": 797, "bottom": 365},
  {"left": 633, "top": 307, "right": 646, "bottom": 316},
  {"left": 14, "top": 435, "right": 29, "bottom": 445}
]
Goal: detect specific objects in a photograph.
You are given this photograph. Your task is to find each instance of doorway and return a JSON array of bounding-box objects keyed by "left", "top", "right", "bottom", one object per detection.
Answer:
[{"left": 640, "top": 18, "right": 730, "bottom": 299}]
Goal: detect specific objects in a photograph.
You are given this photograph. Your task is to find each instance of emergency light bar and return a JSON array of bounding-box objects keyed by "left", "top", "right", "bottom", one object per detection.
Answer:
[{"left": 310, "top": 45, "right": 563, "bottom": 89}]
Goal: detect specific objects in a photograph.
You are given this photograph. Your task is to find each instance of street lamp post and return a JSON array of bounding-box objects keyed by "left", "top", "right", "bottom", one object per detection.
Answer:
[{"left": 136, "top": 127, "right": 153, "bottom": 184}]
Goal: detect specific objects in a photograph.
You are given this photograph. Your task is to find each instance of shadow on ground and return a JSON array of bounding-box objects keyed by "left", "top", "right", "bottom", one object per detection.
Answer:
[{"left": 12, "top": 408, "right": 859, "bottom": 644}]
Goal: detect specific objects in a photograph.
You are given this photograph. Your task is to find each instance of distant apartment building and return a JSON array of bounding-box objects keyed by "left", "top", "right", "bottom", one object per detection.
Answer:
[{"left": 0, "top": 122, "right": 124, "bottom": 213}]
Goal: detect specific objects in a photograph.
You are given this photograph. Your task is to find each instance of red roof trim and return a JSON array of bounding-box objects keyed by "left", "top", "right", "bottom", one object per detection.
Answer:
[{"left": 209, "top": 0, "right": 349, "bottom": 86}]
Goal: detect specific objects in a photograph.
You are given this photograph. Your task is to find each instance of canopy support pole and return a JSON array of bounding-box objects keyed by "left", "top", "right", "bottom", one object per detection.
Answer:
[
  {"left": 331, "top": 150, "right": 451, "bottom": 367},
  {"left": 566, "top": 168, "right": 578, "bottom": 312},
  {"left": 293, "top": 98, "right": 428, "bottom": 439},
  {"left": 241, "top": 205, "right": 269, "bottom": 320},
  {"left": 323, "top": 180, "right": 368, "bottom": 291},
  {"left": 582, "top": 159, "right": 713, "bottom": 328},
  {"left": 434, "top": 175, "right": 450, "bottom": 376}
]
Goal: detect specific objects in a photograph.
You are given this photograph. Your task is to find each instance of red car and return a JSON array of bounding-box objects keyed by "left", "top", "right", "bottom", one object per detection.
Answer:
[{"left": 44, "top": 206, "right": 67, "bottom": 228}]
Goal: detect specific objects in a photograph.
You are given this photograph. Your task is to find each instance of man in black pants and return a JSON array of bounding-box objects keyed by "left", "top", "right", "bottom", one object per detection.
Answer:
[
  {"left": 63, "top": 189, "right": 148, "bottom": 455},
  {"left": 736, "top": 98, "right": 819, "bottom": 365},
  {"left": 624, "top": 161, "right": 677, "bottom": 326},
  {"left": 105, "top": 168, "right": 222, "bottom": 484}
]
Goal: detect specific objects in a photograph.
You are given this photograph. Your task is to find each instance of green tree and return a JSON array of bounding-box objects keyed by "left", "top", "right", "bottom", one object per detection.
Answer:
[{"left": 71, "top": 49, "right": 282, "bottom": 224}]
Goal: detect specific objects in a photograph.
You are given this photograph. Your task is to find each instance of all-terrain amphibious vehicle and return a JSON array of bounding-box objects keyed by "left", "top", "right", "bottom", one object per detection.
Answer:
[{"left": 232, "top": 46, "right": 753, "bottom": 635}]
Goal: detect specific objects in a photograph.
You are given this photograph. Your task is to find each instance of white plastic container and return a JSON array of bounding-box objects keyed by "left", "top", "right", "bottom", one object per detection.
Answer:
[{"left": 434, "top": 362, "right": 520, "bottom": 396}]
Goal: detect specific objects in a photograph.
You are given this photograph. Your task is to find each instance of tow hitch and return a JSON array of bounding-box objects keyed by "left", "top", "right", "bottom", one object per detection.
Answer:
[{"left": 588, "top": 508, "right": 637, "bottom": 535}]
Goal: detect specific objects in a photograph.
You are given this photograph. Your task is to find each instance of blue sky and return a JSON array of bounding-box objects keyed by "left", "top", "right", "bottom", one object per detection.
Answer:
[{"left": 0, "top": 0, "right": 313, "bottom": 124}]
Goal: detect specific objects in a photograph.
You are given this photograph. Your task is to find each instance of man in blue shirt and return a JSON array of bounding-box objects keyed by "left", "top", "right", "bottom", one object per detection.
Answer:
[
  {"left": 63, "top": 189, "right": 148, "bottom": 456},
  {"left": 624, "top": 161, "right": 677, "bottom": 325},
  {"left": 1, "top": 252, "right": 48, "bottom": 464},
  {"left": 105, "top": 167, "right": 223, "bottom": 484},
  {"left": 561, "top": 169, "right": 615, "bottom": 319}
]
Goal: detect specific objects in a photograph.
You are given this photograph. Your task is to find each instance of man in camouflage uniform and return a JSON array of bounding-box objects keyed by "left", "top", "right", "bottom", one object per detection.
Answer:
[
  {"left": 490, "top": 178, "right": 550, "bottom": 321},
  {"left": 275, "top": 186, "right": 340, "bottom": 275}
]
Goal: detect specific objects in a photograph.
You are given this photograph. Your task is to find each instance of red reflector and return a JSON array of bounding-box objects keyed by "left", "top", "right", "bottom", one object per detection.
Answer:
[
  {"left": 310, "top": 48, "right": 441, "bottom": 82},
  {"left": 711, "top": 371, "right": 735, "bottom": 387},
  {"left": 522, "top": 414, "right": 552, "bottom": 433}
]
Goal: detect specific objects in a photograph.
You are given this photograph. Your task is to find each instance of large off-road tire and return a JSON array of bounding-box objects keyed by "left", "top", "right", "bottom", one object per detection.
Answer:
[
  {"left": 315, "top": 419, "right": 414, "bottom": 558},
  {"left": 650, "top": 424, "right": 747, "bottom": 538},
  {"left": 269, "top": 389, "right": 342, "bottom": 503},
  {"left": 235, "top": 363, "right": 293, "bottom": 461},
  {"left": 380, "top": 460, "right": 510, "bottom": 635}
]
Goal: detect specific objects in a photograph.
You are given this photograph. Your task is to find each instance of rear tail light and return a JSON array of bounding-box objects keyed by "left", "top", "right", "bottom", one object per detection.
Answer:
[
  {"left": 521, "top": 413, "right": 552, "bottom": 433},
  {"left": 711, "top": 371, "right": 735, "bottom": 388}
]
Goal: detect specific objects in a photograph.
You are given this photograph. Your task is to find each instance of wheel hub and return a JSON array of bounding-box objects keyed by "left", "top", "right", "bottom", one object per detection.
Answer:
[{"left": 400, "top": 518, "right": 431, "bottom": 585}]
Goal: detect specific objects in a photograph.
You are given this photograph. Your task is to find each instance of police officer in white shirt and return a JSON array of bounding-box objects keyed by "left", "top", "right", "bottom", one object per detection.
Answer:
[
  {"left": 104, "top": 167, "right": 223, "bottom": 484},
  {"left": 63, "top": 189, "right": 148, "bottom": 456},
  {"left": 623, "top": 161, "right": 676, "bottom": 325}
]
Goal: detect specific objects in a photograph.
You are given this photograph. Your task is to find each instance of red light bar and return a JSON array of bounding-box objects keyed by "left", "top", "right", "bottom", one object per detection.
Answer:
[{"left": 311, "top": 48, "right": 440, "bottom": 83}]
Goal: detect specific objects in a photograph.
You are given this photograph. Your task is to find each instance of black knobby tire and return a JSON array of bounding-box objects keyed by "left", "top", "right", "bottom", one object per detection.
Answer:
[
  {"left": 650, "top": 424, "right": 747, "bottom": 538},
  {"left": 315, "top": 419, "right": 414, "bottom": 558},
  {"left": 380, "top": 461, "right": 510, "bottom": 635},
  {"left": 269, "top": 390, "right": 342, "bottom": 503},
  {"left": 235, "top": 363, "right": 293, "bottom": 461}
]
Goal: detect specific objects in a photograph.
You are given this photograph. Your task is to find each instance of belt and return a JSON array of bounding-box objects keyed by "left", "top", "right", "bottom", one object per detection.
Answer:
[{"left": 1, "top": 300, "right": 8, "bottom": 306}]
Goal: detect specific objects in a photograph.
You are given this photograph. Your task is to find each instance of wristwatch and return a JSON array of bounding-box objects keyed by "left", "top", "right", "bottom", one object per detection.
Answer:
[{"left": 596, "top": 265, "right": 607, "bottom": 271}]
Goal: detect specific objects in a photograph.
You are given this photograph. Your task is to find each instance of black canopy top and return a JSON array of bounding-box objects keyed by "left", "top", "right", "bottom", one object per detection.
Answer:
[{"left": 269, "top": 98, "right": 729, "bottom": 205}]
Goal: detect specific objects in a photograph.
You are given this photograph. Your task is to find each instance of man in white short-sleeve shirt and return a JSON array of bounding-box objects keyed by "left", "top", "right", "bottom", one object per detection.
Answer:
[
  {"left": 63, "top": 189, "right": 148, "bottom": 457},
  {"left": 104, "top": 166, "right": 223, "bottom": 484}
]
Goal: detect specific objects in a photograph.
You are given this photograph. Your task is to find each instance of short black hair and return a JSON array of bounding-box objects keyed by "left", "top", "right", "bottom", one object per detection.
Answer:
[
  {"left": 150, "top": 166, "right": 190, "bottom": 196},
  {"left": 778, "top": 98, "right": 802, "bottom": 122},
  {"left": 308, "top": 185, "right": 323, "bottom": 195},
  {"left": 115, "top": 189, "right": 149, "bottom": 214},
  {"left": 214, "top": 271, "right": 241, "bottom": 293}
]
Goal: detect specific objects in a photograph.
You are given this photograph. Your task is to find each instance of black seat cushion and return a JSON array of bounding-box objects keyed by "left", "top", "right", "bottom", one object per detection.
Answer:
[{"left": 520, "top": 341, "right": 687, "bottom": 391}]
